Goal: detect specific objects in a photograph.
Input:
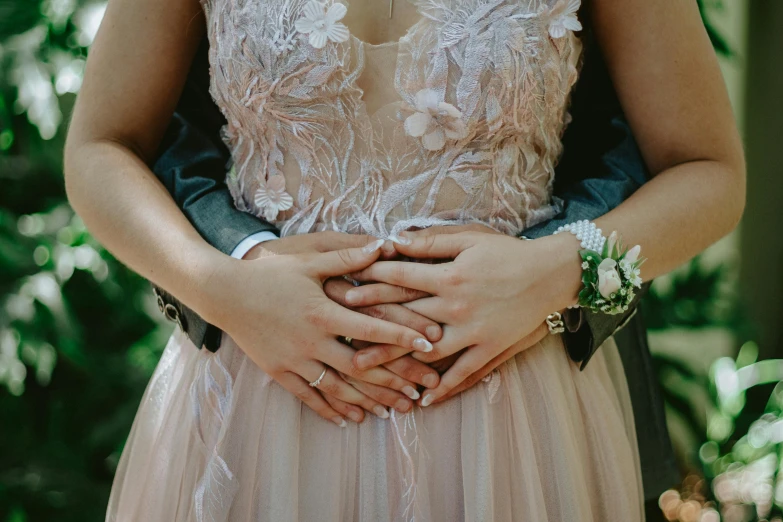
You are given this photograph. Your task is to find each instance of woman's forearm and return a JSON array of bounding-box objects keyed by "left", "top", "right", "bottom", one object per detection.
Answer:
[
  {"left": 64, "top": 138, "right": 229, "bottom": 322},
  {"left": 546, "top": 158, "right": 745, "bottom": 312},
  {"left": 594, "top": 160, "right": 744, "bottom": 279}
]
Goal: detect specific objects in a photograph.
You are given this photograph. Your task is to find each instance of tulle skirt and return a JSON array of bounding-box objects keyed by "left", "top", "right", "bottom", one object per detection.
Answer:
[{"left": 106, "top": 329, "right": 643, "bottom": 522}]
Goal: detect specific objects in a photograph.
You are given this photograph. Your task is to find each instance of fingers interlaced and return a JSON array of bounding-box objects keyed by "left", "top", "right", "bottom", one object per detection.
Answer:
[
  {"left": 391, "top": 232, "right": 475, "bottom": 260},
  {"left": 350, "top": 261, "right": 441, "bottom": 294},
  {"left": 324, "top": 302, "right": 433, "bottom": 353},
  {"left": 344, "top": 283, "right": 430, "bottom": 307},
  {"left": 422, "top": 322, "right": 550, "bottom": 406}
]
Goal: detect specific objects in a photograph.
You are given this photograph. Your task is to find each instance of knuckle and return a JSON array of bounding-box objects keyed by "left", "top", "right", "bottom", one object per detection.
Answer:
[
  {"left": 357, "top": 322, "right": 378, "bottom": 342},
  {"left": 378, "top": 345, "right": 394, "bottom": 362},
  {"left": 366, "top": 305, "right": 388, "bottom": 320},
  {"left": 391, "top": 263, "right": 407, "bottom": 284},
  {"left": 304, "top": 301, "right": 330, "bottom": 329},
  {"left": 374, "top": 389, "right": 400, "bottom": 408},
  {"left": 337, "top": 248, "right": 354, "bottom": 267},
  {"left": 454, "top": 366, "right": 473, "bottom": 382},
  {"left": 393, "top": 361, "right": 419, "bottom": 381},
  {"left": 376, "top": 373, "right": 396, "bottom": 389},
  {"left": 319, "top": 381, "right": 340, "bottom": 397},
  {"left": 343, "top": 362, "right": 362, "bottom": 380},
  {"left": 462, "top": 372, "right": 482, "bottom": 389},
  {"left": 450, "top": 301, "right": 469, "bottom": 320},
  {"left": 401, "top": 286, "right": 421, "bottom": 301},
  {"left": 445, "top": 268, "right": 464, "bottom": 287}
]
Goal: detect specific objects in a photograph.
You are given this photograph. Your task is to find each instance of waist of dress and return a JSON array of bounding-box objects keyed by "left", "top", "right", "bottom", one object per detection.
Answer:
[{"left": 277, "top": 215, "right": 516, "bottom": 240}]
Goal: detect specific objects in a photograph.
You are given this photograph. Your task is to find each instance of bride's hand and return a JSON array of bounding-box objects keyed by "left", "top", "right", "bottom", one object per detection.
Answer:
[
  {"left": 202, "top": 239, "right": 436, "bottom": 426},
  {"left": 349, "top": 230, "right": 582, "bottom": 405},
  {"left": 246, "top": 232, "right": 443, "bottom": 411}
]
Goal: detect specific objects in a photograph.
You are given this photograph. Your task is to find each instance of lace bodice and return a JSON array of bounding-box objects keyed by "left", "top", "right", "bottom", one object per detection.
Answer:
[{"left": 201, "top": 0, "right": 583, "bottom": 238}]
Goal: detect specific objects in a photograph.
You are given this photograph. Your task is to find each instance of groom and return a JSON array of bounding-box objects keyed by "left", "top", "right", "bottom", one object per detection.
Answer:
[{"left": 151, "top": 27, "right": 678, "bottom": 521}]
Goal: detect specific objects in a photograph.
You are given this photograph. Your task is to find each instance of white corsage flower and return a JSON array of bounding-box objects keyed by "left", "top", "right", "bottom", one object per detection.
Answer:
[
  {"left": 404, "top": 89, "right": 469, "bottom": 151},
  {"left": 624, "top": 244, "right": 641, "bottom": 264},
  {"left": 548, "top": 0, "right": 582, "bottom": 39},
  {"left": 255, "top": 175, "right": 294, "bottom": 221},
  {"left": 295, "top": 0, "right": 350, "bottom": 49},
  {"left": 619, "top": 245, "right": 643, "bottom": 287},
  {"left": 597, "top": 258, "right": 622, "bottom": 298}
]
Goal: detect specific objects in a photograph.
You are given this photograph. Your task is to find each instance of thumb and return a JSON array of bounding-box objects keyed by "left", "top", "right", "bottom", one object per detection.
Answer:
[
  {"left": 313, "top": 239, "right": 385, "bottom": 278},
  {"left": 393, "top": 232, "right": 476, "bottom": 259}
]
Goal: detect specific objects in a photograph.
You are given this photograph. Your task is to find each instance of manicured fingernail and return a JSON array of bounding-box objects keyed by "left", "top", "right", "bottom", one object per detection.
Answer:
[
  {"left": 362, "top": 239, "right": 385, "bottom": 254},
  {"left": 402, "top": 386, "right": 420, "bottom": 400},
  {"left": 425, "top": 325, "right": 440, "bottom": 341},
  {"left": 344, "top": 290, "right": 360, "bottom": 305},
  {"left": 332, "top": 416, "right": 347, "bottom": 428},
  {"left": 423, "top": 374, "right": 439, "bottom": 388},
  {"left": 390, "top": 235, "right": 412, "bottom": 245},
  {"left": 413, "top": 338, "right": 433, "bottom": 352},
  {"left": 347, "top": 411, "right": 363, "bottom": 423},
  {"left": 395, "top": 398, "right": 411, "bottom": 412},
  {"left": 421, "top": 394, "right": 434, "bottom": 407},
  {"left": 373, "top": 405, "right": 390, "bottom": 419},
  {"left": 355, "top": 354, "right": 372, "bottom": 370}
]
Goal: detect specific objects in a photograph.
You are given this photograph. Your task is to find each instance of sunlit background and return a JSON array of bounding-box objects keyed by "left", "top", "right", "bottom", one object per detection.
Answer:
[{"left": 1, "top": 1, "right": 782, "bottom": 521}]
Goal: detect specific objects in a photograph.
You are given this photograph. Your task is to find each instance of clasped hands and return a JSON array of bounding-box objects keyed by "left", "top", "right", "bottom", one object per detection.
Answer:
[{"left": 208, "top": 225, "right": 580, "bottom": 428}]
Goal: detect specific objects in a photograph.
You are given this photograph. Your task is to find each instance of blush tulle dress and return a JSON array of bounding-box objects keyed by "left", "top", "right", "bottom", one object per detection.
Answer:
[{"left": 106, "top": 0, "right": 645, "bottom": 520}]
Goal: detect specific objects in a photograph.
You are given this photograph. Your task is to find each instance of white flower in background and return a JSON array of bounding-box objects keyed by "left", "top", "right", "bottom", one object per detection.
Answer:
[
  {"left": 255, "top": 175, "right": 294, "bottom": 221},
  {"left": 597, "top": 258, "right": 622, "bottom": 298},
  {"left": 547, "top": 0, "right": 582, "bottom": 39},
  {"left": 404, "top": 89, "right": 468, "bottom": 151},
  {"left": 295, "top": 0, "right": 350, "bottom": 49}
]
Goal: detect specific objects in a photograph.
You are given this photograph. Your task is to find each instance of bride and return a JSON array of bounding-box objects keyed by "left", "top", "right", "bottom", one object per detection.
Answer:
[{"left": 64, "top": 0, "right": 744, "bottom": 520}]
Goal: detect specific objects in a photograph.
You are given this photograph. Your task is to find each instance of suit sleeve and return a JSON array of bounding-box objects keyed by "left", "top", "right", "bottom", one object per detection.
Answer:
[{"left": 149, "top": 38, "right": 279, "bottom": 351}]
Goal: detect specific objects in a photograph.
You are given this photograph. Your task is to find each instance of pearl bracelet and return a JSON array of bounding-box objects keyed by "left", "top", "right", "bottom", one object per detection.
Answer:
[
  {"left": 554, "top": 220, "right": 645, "bottom": 315},
  {"left": 554, "top": 220, "right": 606, "bottom": 252}
]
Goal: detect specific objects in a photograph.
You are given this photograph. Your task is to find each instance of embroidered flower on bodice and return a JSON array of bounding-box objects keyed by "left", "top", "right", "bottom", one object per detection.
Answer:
[
  {"left": 254, "top": 176, "right": 294, "bottom": 221},
  {"left": 203, "top": 0, "right": 584, "bottom": 239},
  {"left": 547, "top": 0, "right": 582, "bottom": 39},
  {"left": 272, "top": 29, "right": 297, "bottom": 54},
  {"left": 294, "top": 0, "right": 350, "bottom": 49},
  {"left": 404, "top": 89, "right": 469, "bottom": 152}
]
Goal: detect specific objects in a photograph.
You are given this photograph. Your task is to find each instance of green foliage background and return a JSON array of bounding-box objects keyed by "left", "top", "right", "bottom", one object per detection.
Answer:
[
  {"left": 0, "top": 1, "right": 768, "bottom": 521},
  {"left": 0, "top": 2, "right": 173, "bottom": 519}
]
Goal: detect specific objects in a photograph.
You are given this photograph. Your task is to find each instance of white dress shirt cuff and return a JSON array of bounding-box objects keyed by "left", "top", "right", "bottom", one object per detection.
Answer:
[{"left": 230, "top": 231, "right": 279, "bottom": 259}]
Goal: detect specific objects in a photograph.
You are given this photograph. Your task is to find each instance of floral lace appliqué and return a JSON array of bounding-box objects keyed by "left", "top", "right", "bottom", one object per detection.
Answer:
[
  {"left": 404, "top": 88, "right": 468, "bottom": 152},
  {"left": 254, "top": 175, "right": 294, "bottom": 221},
  {"left": 295, "top": 0, "right": 350, "bottom": 48},
  {"left": 202, "top": 0, "right": 584, "bottom": 239},
  {"left": 547, "top": 0, "right": 582, "bottom": 39}
]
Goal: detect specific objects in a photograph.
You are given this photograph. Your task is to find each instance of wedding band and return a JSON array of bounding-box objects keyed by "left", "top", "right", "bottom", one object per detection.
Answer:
[
  {"left": 308, "top": 368, "right": 328, "bottom": 388},
  {"left": 546, "top": 312, "right": 565, "bottom": 334},
  {"left": 344, "top": 336, "right": 353, "bottom": 347}
]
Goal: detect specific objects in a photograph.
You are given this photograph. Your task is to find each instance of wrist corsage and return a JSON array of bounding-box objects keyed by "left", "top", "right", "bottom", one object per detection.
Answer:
[{"left": 555, "top": 221, "right": 645, "bottom": 315}]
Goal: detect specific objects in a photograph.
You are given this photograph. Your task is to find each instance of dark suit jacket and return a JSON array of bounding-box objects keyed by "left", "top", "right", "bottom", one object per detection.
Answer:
[{"left": 150, "top": 26, "right": 679, "bottom": 500}]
